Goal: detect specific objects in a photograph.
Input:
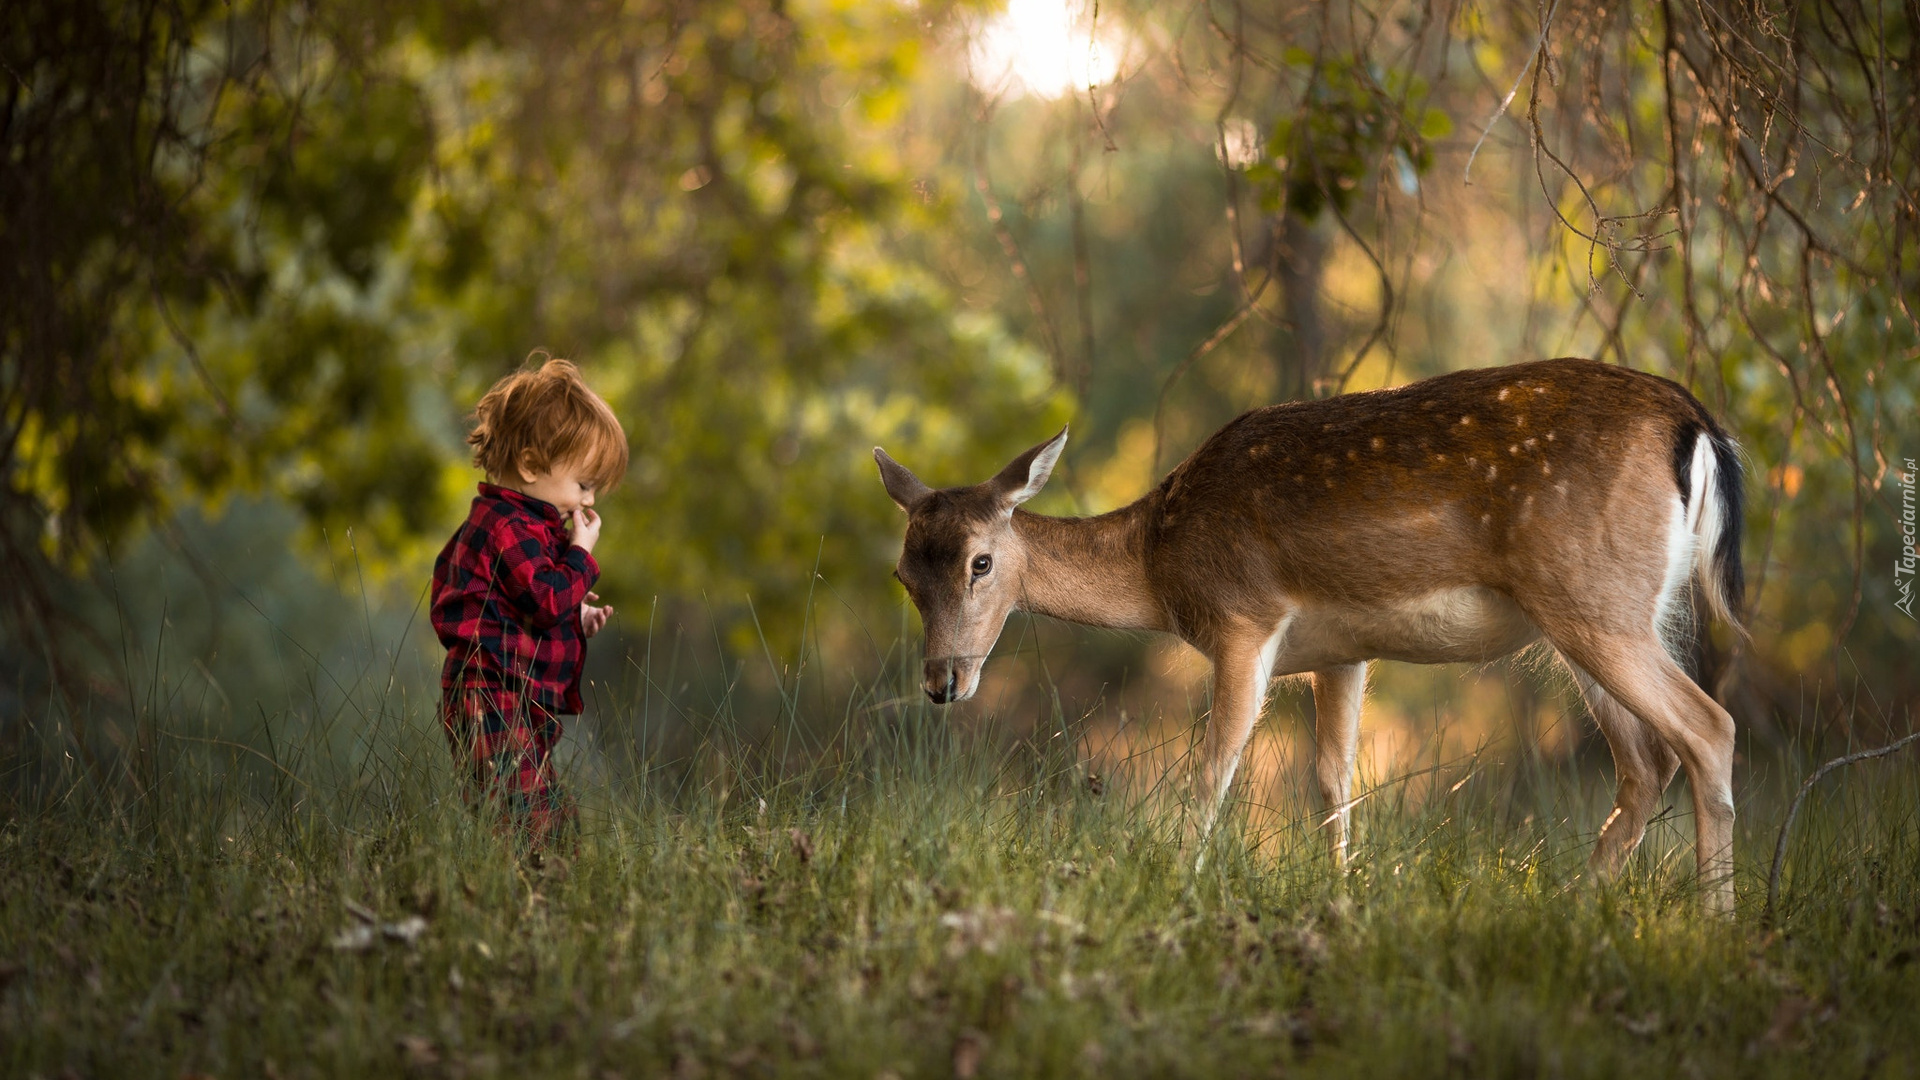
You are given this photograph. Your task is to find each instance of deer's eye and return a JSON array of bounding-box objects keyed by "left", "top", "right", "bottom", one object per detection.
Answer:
[{"left": 970, "top": 554, "right": 993, "bottom": 578}]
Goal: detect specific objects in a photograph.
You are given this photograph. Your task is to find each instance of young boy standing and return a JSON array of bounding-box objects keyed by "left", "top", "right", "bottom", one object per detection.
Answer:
[{"left": 431, "top": 356, "right": 627, "bottom": 851}]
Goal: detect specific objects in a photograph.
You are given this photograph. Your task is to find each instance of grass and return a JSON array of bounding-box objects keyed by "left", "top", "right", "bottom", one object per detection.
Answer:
[{"left": 2, "top": 635, "right": 1918, "bottom": 1080}]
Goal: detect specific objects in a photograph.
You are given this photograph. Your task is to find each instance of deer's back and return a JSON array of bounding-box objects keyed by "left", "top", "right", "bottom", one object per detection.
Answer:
[{"left": 1142, "top": 358, "right": 1713, "bottom": 627}]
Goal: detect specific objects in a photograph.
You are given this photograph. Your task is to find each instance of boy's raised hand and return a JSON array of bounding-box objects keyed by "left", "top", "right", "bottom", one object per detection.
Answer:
[
  {"left": 570, "top": 506, "right": 603, "bottom": 554},
  {"left": 581, "top": 591, "right": 613, "bottom": 638}
]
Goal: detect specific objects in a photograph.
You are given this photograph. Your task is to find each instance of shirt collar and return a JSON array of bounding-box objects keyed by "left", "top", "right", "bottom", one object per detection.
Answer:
[{"left": 478, "top": 481, "right": 564, "bottom": 523}]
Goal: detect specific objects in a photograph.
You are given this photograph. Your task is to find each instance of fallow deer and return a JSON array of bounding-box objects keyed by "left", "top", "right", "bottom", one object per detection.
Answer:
[{"left": 875, "top": 358, "right": 1746, "bottom": 912}]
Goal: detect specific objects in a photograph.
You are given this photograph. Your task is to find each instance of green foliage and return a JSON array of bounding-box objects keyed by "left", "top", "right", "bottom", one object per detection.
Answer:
[
  {"left": 3, "top": 0, "right": 1068, "bottom": 650},
  {"left": 1248, "top": 51, "right": 1449, "bottom": 221}
]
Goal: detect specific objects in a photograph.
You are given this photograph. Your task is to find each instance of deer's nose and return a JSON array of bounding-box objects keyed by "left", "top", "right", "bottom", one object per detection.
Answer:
[{"left": 924, "top": 660, "right": 959, "bottom": 704}]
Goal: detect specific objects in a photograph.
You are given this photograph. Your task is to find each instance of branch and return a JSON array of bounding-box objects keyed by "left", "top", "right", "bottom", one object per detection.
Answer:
[
  {"left": 1766, "top": 731, "right": 1920, "bottom": 922},
  {"left": 971, "top": 99, "right": 1068, "bottom": 385},
  {"left": 1150, "top": 300, "right": 1262, "bottom": 475},
  {"left": 1463, "top": 0, "right": 1560, "bottom": 186}
]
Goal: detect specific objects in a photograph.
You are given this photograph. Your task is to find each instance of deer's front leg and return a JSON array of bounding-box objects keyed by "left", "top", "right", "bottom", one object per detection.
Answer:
[
  {"left": 1311, "top": 662, "right": 1367, "bottom": 867},
  {"left": 1192, "top": 623, "right": 1283, "bottom": 848}
]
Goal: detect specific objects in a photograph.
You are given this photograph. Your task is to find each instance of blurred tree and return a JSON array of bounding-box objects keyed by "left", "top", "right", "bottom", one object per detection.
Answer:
[
  {"left": 4, "top": 0, "right": 1915, "bottom": 767},
  {"left": 1, "top": 0, "right": 1068, "bottom": 730}
]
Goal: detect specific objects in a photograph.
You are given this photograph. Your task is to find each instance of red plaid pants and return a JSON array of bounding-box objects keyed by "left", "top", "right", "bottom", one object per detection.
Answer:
[{"left": 439, "top": 684, "right": 577, "bottom": 852}]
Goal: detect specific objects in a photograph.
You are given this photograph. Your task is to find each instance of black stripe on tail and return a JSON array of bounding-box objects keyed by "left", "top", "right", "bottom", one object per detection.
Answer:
[{"left": 1709, "top": 427, "right": 1745, "bottom": 620}]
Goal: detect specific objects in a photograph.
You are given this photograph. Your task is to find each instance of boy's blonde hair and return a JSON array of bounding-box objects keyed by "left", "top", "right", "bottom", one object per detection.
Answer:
[{"left": 469, "top": 354, "right": 629, "bottom": 490}]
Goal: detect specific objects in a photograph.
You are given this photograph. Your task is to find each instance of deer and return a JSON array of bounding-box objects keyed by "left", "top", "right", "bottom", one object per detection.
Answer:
[{"left": 874, "top": 358, "right": 1746, "bottom": 913}]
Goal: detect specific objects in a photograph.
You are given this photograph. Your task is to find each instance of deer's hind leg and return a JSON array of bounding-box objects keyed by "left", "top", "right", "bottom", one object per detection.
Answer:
[
  {"left": 1565, "top": 661, "right": 1681, "bottom": 878},
  {"left": 1311, "top": 662, "right": 1367, "bottom": 867},
  {"left": 1546, "top": 631, "right": 1736, "bottom": 912}
]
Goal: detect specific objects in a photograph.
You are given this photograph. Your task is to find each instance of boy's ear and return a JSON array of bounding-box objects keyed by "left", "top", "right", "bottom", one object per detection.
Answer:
[{"left": 517, "top": 449, "right": 543, "bottom": 486}]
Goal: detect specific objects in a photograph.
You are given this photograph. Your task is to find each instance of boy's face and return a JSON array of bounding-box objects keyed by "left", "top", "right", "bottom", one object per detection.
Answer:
[{"left": 512, "top": 459, "right": 598, "bottom": 515}]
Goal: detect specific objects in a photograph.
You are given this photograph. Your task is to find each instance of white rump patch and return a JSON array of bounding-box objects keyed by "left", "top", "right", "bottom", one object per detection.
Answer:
[{"left": 1654, "top": 494, "right": 1695, "bottom": 655}]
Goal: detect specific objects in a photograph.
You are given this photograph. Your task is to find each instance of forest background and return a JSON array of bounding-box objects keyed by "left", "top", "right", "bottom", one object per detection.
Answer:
[
  {"left": 6, "top": 2, "right": 1920, "bottom": 1075},
  {"left": 4, "top": 0, "right": 1917, "bottom": 816}
]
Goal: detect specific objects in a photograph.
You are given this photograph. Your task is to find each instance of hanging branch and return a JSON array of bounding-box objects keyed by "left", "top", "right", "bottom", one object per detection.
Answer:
[
  {"left": 1463, "top": 0, "right": 1559, "bottom": 185},
  {"left": 970, "top": 98, "right": 1069, "bottom": 386}
]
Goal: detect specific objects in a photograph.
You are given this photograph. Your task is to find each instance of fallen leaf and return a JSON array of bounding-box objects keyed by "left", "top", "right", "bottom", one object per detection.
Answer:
[
  {"left": 789, "top": 828, "right": 814, "bottom": 864},
  {"left": 952, "top": 1029, "right": 986, "bottom": 1079},
  {"left": 783, "top": 1018, "right": 820, "bottom": 1059},
  {"left": 1619, "top": 1011, "right": 1663, "bottom": 1037},
  {"left": 1446, "top": 1018, "right": 1475, "bottom": 1063},
  {"left": 1234, "top": 1012, "right": 1291, "bottom": 1037},
  {"left": 329, "top": 925, "right": 376, "bottom": 953},
  {"left": 396, "top": 1033, "right": 439, "bottom": 1068},
  {"left": 382, "top": 916, "right": 429, "bottom": 946},
  {"left": 940, "top": 907, "right": 1021, "bottom": 957},
  {"left": 1036, "top": 910, "right": 1087, "bottom": 940},
  {"left": 1760, "top": 995, "right": 1813, "bottom": 1047}
]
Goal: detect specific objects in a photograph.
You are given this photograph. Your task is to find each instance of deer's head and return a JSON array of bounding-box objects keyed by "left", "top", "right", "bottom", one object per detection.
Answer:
[{"left": 874, "top": 429, "right": 1067, "bottom": 704}]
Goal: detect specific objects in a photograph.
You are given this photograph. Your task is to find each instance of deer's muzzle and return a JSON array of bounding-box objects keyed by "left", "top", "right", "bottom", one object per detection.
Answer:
[{"left": 922, "top": 656, "right": 979, "bottom": 704}]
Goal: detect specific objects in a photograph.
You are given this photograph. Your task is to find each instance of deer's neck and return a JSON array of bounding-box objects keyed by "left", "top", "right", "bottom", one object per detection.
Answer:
[{"left": 1011, "top": 501, "right": 1165, "bottom": 632}]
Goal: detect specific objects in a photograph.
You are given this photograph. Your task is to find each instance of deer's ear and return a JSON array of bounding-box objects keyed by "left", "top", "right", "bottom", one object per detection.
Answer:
[
  {"left": 990, "top": 427, "right": 1068, "bottom": 509},
  {"left": 874, "top": 447, "right": 934, "bottom": 513}
]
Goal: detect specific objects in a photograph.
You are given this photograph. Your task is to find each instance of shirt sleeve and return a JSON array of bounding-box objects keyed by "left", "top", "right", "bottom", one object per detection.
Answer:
[{"left": 488, "top": 517, "right": 599, "bottom": 632}]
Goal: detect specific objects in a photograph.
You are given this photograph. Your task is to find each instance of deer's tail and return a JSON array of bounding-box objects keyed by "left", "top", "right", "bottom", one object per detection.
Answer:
[{"left": 1675, "top": 420, "right": 1747, "bottom": 638}]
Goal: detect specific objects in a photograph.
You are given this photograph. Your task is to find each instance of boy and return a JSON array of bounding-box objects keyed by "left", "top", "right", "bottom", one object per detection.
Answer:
[{"left": 430, "top": 355, "right": 628, "bottom": 851}]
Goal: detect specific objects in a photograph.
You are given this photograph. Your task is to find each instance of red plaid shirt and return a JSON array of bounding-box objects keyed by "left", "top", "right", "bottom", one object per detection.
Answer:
[{"left": 431, "top": 483, "right": 599, "bottom": 714}]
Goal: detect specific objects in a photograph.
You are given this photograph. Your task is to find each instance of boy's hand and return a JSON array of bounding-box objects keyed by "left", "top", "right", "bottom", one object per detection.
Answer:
[
  {"left": 581, "top": 592, "right": 613, "bottom": 638},
  {"left": 570, "top": 507, "right": 603, "bottom": 554}
]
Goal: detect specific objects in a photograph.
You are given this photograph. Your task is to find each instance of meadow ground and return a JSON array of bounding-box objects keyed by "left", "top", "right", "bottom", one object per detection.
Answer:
[{"left": 2, "top": 653, "right": 1917, "bottom": 1080}]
